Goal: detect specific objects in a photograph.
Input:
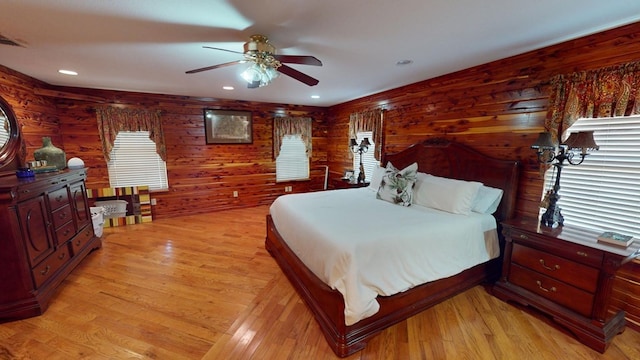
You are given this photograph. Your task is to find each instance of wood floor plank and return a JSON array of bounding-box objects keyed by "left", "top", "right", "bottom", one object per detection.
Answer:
[{"left": 1, "top": 205, "right": 639, "bottom": 359}]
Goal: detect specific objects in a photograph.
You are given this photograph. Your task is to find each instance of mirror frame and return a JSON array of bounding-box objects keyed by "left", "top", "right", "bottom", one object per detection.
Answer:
[{"left": 0, "top": 96, "right": 22, "bottom": 175}]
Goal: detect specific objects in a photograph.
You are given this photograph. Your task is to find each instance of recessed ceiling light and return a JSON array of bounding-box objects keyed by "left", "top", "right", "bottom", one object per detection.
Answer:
[
  {"left": 310, "top": 95, "right": 320, "bottom": 99},
  {"left": 223, "top": 86, "right": 234, "bottom": 90},
  {"left": 396, "top": 59, "right": 413, "bottom": 66},
  {"left": 58, "top": 69, "right": 78, "bottom": 75}
]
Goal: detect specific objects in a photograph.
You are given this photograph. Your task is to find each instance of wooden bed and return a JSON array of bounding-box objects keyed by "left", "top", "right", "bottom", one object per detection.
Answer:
[{"left": 265, "top": 138, "right": 520, "bottom": 357}]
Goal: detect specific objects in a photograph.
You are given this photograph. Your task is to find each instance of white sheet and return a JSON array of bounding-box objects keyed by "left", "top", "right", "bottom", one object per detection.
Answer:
[{"left": 269, "top": 188, "right": 499, "bottom": 326}]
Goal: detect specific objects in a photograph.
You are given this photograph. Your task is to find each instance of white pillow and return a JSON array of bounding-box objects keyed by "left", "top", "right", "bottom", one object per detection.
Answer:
[
  {"left": 367, "top": 164, "right": 385, "bottom": 192},
  {"left": 376, "top": 162, "right": 418, "bottom": 206},
  {"left": 413, "top": 174, "right": 482, "bottom": 215},
  {"left": 472, "top": 185, "right": 504, "bottom": 214}
]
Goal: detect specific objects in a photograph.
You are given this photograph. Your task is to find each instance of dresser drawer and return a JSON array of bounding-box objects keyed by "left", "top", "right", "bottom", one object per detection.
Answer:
[
  {"left": 509, "top": 263, "right": 594, "bottom": 317},
  {"left": 512, "top": 243, "right": 599, "bottom": 293},
  {"left": 47, "top": 187, "right": 70, "bottom": 210},
  {"left": 70, "top": 225, "right": 94, "bottom": 256},
  {"left": 51, "top": 204, "right": 73, "bottom": 229},
  {"left": 31, "top": 245, "right": 71, "bottom": 288},
  {"left": 55, "top": 221, "right": 76, "bottom": 244}
]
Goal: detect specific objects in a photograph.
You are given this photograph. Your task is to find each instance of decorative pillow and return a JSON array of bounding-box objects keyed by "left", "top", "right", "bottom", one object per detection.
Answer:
[
  {"left": 367, "top": 164, "right": 386, "bottom": 192},
  {"left": 376, "top": 162, "right": 418, "bottom": 206},
  {"left": 472, "top": 185, "right": 504, "bottom": 214},
  {"left": 413, "top": 174, "right": 482, "bottom": 215}
]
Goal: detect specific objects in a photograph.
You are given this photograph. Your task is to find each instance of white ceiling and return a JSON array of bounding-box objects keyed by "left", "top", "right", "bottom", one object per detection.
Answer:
[{"left": 1, "top": 0, "right": 640, "bottom": 107}]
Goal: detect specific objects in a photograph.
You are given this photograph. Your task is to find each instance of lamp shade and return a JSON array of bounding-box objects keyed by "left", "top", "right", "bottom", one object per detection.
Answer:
[
  {"left": 349, "top": 138, "right": 358, "bottom": 147},
  {"left": 563, "top": 131, "right": 599, "bottom": 151},
  {"left": 530, "top": 132, "right": 557, "bottom": 150},
  {"left": 360, "top": 137, "right": 371, "bottom": 147}
]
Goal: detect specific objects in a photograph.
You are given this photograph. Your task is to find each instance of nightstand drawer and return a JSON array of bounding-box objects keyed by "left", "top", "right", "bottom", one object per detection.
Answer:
[
  {"left": 510, "top": 263, "right": 594, "bottom": 317},
  {"left": 509, "top": 228, "right": 604, "bottom": 268},
  {"left": 512, "top": 243, "right": 599, "bottom": 293}
]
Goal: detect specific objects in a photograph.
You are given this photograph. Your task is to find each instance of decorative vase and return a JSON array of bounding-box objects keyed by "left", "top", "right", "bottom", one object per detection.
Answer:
[{"left": 34, "top": 137, "right": 66, "bottom": 170}]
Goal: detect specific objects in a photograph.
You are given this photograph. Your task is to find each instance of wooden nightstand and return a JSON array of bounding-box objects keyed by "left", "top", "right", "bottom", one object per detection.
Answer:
[
  {"left": 332, "top": 178, "right": 370, "bottom": 189},
  {"left": 493, "top": 218, "right": 640, "bottom": 353}
]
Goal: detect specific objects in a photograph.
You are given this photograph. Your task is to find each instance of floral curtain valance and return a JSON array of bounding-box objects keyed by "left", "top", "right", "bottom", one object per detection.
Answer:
[
  {"left": 348, "top": 109, "right": 384, "bottom": 161},
  {"left": 546, "top": 61, "right": 640, "bottom": 141},
  {"left": 273, "top": 116, "right": 312, "bottom": 159},
  {"left": 96, "top": 106, "right": 166, "bottom": 162}
]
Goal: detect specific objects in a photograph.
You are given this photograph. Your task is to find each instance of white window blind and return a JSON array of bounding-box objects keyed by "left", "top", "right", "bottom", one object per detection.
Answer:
[
  {"left": 107, "top": 131, "right": 168, "bottom": 191},
  {"left": 276, "top": 134, "right": 309, "bottom": 182},
  {"left": 352, "top": 131, "right": 379, "bottom": 182},
  {"left": 545, "top": 116, "right": 640, "bottom": 237},
  {"left": 0, "top": 119, "right": 8, "bottom": 147}
]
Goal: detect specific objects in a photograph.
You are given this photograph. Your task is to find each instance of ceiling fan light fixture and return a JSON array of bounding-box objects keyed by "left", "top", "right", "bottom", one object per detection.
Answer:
[{"left": 241, "top": 62, "right": 279, "bottom": 88}]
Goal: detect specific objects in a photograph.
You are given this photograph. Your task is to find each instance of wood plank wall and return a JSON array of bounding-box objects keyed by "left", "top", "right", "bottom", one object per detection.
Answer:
[
  {"left": 51, "top": 89, "right": 328, "bottom": 219},
  {"left": 0, "top": 65, "right": 62, "bottom": 157},
  {"left": 328, "top": 21, "right": 640, "bottom": 221}
]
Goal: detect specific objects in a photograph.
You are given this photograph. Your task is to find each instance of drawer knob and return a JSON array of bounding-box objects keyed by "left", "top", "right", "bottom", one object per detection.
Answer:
[
  {"left": 536, "top": 280, "right": 556, "bottom": 293},
  {"left": 58, "top": 252, "right": 66, "bottom": 260},
  {"left": 539, "top": 259, "right": 560, "bottom": 271},
  {"left": 576, "top": 251, "right": 588, "bottom": 257},
  {"left": 519, "top": 234, "right": 528, "bottom": 239},
  {"left": 40, "top": 265, "right": 51, "bottom": 276}
]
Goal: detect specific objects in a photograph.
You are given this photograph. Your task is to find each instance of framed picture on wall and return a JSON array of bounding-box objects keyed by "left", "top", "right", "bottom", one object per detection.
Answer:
[{"left": 204, "top": 109, "right": 253, "bottom": 144}]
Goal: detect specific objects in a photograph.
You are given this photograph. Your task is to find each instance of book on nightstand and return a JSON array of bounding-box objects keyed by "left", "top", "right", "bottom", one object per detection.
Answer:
[{"left": 597, "top": 231, "right": 635, "bottom": 248}]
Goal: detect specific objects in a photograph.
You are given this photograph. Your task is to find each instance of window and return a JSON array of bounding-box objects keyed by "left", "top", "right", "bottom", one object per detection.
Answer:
[
  {"left": 352, "top": 131, "right": 378, "bottom": 182},
  {"left": 107, "top": 131, "right": 168, "bottom": 191},
  {"left": 276, "top": 134, "right": 309, "bottom": 181},
  {"left": 545, "top": 116, "right": 640, "bottom": 237}
]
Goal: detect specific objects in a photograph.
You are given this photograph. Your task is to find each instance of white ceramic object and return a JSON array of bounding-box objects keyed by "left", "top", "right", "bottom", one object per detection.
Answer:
[{"left": 67, "top": 157, "right": 85, "bottom": 169}]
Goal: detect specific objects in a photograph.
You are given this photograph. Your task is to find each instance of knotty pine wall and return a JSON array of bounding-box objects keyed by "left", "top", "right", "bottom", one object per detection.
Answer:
[
  {"left": 53, "top": 88, "right": 328, "bottom": 219},
  {"left": 328, "top": 21, "right": 640, "bottom": 221},
  {"left": 0, "top": 65, "right": 63, "bottom": 159}
]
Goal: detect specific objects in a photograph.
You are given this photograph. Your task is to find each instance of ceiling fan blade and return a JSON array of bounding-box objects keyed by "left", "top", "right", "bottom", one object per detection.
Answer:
[
  {"left": 202, "top": 46, "right": 245, "bottom": 55},
  {"left": 185, "top": 60, "right": 245, "bottom": 74},
  {"left": 273, "top": 54, "right": 322, "bottom": 66},
  {"left": 277, "top": 64, "right": 319, "bottom": 86}
]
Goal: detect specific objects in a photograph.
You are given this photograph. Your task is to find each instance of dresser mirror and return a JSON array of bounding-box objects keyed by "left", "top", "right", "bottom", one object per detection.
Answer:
[{"left": 0, "top": 96, "right": 22, "bottom": 175}]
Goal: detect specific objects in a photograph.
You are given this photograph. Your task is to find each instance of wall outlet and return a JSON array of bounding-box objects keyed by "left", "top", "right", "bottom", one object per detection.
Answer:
[
  {"left": 233, "top": 190, "right": 238, "bottom": 198},
  {"left": 150, "top": 198, "right": 157, "bottom": 206},
  {"left": 285, "top": 186, "right": 292, "bottom": 192}
]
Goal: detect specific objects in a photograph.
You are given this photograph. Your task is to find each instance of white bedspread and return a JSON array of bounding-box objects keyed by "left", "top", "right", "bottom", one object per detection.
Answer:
[{"left": 269, "top": 188, "right": 499, "bottom": 326}]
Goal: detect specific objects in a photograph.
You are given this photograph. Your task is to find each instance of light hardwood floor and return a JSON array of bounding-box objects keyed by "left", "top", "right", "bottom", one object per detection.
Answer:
[{"left": 1, "top": 205, "right": 639, "bottom": 359}]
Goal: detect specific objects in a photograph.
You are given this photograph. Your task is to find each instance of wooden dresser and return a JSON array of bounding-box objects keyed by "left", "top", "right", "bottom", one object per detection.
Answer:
[
  {"left": 493, "top": 218, "right": 640, "bottom": 353},
  {"left": 0, "top": 169, "right": 102, "bottom": 322}
]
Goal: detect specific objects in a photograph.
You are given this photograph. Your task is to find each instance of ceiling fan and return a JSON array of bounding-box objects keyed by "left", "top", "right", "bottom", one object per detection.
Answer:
[{"left": 186, "top": 34, "right": 322, "bottom": 88}]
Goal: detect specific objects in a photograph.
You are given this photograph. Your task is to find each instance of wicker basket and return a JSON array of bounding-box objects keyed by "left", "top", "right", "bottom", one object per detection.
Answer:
[{"left": 94, "top": 200, "right": 128, "bottom": 218}]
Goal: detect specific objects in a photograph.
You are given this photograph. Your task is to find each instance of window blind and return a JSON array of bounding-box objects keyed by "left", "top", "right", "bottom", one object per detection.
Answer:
[
  {"left": 0, "top": 120, "right": 8, "bottom": 147},
  {"left": 352, "top": 131, "right": 379, "bottom": 182},
  {"left": 276, "top": 134, "right": 309, "bottom": 182},
  {"left": 107, "top": 131, "right": 168, "bottom": 191},
  {"left": 546, "top": 116, "right": 640, "bottom": 237}
]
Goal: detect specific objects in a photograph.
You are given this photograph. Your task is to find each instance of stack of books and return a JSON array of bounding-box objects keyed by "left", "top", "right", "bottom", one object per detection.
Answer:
[{"left": 597, "top": 231, "right": 635, "bottom": 248}]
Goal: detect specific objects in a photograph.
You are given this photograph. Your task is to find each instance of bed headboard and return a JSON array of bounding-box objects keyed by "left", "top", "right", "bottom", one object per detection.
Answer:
[{"left": 381, "top": 138, "right": 520, "bottom": 222}]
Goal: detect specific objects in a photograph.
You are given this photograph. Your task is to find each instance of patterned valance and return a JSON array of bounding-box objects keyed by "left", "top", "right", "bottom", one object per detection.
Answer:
[
  {"left": 96, "top": 106, "right": 166, "bottom": 162},
  {"left": 546, "top": 61, "right": 640, "bottom": 141},
  {"left": 273, "top": 117, "right": 312, "bottom": 159},
  {"left": 348, "top": 109, "right": 384, "bottom": 160}
]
